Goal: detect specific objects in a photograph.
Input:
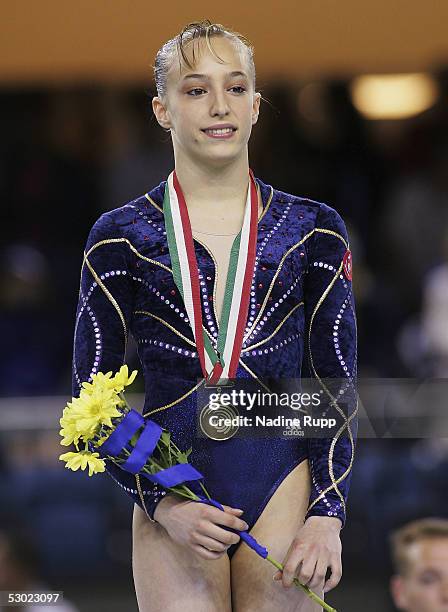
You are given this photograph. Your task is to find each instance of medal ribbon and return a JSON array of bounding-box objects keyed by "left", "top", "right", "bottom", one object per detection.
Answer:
[{"left": 163, "top": 169, "right": 258, "bottom": 383}]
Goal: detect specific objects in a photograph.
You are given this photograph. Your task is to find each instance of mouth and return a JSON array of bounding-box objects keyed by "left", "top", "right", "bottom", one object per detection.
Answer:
[{"left": 201, "top": 126, "right": 237, "bottom": 139}]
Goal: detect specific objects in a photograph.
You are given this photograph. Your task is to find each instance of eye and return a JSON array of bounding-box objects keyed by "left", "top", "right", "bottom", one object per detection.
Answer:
[
  {"left": 229, "top": 86, "right": 246, "bottom": 94},
  {"left": 187, "top": 88, "right": 206, "bottom": 96}
]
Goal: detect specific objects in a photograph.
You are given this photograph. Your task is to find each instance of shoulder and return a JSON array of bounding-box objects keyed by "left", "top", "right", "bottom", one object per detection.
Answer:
[
  {"left": 258, "top": 178, "right": 348, "bottom": 239},
  {"left": 257, "top": 178, "right": 347, "bottom": 229},
  {"left": 282, "top": 189, "right": 346, "bottom": 232},
  {"left": 87, "top": 189, "right": 160, "bottom": 243}
]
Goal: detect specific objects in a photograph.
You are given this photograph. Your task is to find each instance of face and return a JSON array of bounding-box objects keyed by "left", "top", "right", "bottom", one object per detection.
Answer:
[
  {"left": 391, "top": 538, "right": 448, "bottom": 612},
  {"left": 152, "top": 36, "right": 261, "bottom": 168}
]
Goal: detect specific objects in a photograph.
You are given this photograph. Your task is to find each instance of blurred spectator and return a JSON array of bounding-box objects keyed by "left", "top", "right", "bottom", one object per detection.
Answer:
[{"left": 389, "top": 518, "right": 448, "bottom": 612}]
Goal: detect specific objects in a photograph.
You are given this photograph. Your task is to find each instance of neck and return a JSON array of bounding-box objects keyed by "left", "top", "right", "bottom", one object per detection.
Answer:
[{"left": 173, "top": 152, "right": 250, "bottom": 214}]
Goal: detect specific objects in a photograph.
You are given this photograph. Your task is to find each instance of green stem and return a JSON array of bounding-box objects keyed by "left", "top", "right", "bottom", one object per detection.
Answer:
[
  {"left": 169, "top": 439, "right": 183, "bottom": 454},
  {"left": 265, "top": 555, "right": 337, "bottom": 612},
  {"left": 199, "top": 481, "right": 212, "bottom": 500},
  {"left": 119, "top": 392, "right": 130, "bottom": 407}
]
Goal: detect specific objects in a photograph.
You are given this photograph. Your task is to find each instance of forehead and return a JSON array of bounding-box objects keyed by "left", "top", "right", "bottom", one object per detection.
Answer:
[
  {"left": 167, "top": 36, "right": 250, "bottom": 85},
  {"left": 407, "top": 538, "right": 448, "bottom": 572}
]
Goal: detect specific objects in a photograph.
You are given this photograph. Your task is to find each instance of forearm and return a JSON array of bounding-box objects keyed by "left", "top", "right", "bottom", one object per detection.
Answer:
[
  {"left": 104, "top": 459, "right": 167, "bottom": 520},
  {"left": 153, "top": 491, "right": 183, "bottom": 524}
]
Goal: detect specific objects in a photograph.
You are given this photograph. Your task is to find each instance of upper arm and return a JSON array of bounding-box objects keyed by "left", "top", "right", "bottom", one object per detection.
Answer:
[
  {"left": 303, "top": 204, "right": 357, "bottom": 383},
  {"left": 72, "top": 212, "right": 136, "bottom": 397}
]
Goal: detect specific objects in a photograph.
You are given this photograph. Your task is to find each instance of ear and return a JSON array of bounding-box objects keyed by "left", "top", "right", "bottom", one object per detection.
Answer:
[
  {"left": 152, "top": 96, "right": 172, "bottom": 131},
  {"left": 390, "top": 575, "right": 408, "bottom": 610},
  {"left": 252, "top": 91, "right": 261, "bottom": 125}
]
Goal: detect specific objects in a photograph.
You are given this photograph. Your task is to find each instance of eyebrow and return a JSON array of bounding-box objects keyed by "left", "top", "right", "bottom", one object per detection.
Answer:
[{"left": 181, "top": 71, "right": 248, "bottom": 82}]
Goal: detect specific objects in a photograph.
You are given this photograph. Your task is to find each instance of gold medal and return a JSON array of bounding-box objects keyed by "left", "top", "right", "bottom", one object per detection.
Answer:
[{"left": 199, "top": 389, "right": 240, "bottom": 441}]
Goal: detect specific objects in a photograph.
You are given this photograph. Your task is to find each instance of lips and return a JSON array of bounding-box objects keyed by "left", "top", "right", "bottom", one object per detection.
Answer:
[{"left": 202, "top": 125, "right": 237, "bottom": 139}]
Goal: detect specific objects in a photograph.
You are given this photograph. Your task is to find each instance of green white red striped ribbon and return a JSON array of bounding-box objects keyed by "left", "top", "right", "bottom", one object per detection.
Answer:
[{"left": 163, "top": 170, "right": 258, "bottom": 384}]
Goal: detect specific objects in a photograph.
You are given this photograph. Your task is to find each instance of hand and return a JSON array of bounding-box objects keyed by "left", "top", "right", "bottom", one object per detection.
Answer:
[
  {"left": 154, "top": 494, "right": 249, "bottom": 560},
  {"left": 273, "top": 516, "right": 342, "bottom": 593}
]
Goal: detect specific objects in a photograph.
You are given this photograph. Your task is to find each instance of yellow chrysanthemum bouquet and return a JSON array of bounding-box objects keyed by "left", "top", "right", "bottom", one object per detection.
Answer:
[
  {"left": 59, "top": 366, "right": 337, "bottom": 612},
  {"left": 59, "top": 366, "right": 209, "bottom": 504}
]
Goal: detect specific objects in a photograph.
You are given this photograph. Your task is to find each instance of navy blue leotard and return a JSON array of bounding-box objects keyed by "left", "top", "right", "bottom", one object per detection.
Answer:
[{"left": 72, "top": 177, "right": 358, "bottom": 558}]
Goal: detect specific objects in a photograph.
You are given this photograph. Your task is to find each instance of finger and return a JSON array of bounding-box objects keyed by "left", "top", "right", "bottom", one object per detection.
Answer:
[
  {"left": 279, "top": 538, "right": 305, "bottom": 588},
  {"left": 282, "top": 552, "right": 305, "bottom": 589},
  {"left": 191, "top": 544, "right": 224, "bottom": 560},
  {"left": 207, "top": 507, "right": 249, "bottom": 532},
  {"left": 324, "top": 554, "right": 342, "bottom": 592},
  {"left": 201, "top": 522, "right": 241, "bottom": 546},
  {"left": 308, "top": 555, "right": 329, "bottom": 590},
  {"left": 273, "top": 570, "right": 282, "bottom": 581},
  {"left": 297, "top": 554, "right": 318, "bottom": 587},
  {"left": 194, "top": 533, "right": 231, "bottom": 553}
]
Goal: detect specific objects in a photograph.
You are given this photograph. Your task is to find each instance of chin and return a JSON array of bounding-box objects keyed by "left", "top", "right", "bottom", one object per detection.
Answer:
[
  {"left": 206, "top": 154, "right": 242, "bottom": 167},
  {"left": 195, "top": 147, "right": 243, "bottom": 166}
]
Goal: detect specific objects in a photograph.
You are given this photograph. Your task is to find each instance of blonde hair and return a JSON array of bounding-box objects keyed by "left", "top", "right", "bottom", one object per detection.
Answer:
[
  {"left": 390, "top": 517, "right": 448, "bottom": 575},
  {"left": 153, "top": 20, "right": 256, "bottom": 100}
]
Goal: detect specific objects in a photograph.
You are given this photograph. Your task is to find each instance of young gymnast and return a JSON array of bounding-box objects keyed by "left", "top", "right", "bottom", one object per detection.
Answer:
[{"left": 72, "top": 20, "right": 357, "bottom": 611}]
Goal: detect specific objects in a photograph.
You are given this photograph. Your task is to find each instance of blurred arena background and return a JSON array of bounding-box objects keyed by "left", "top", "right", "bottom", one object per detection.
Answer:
[{"left": 1, "top": 2, "right": 448, "bottom": 610}]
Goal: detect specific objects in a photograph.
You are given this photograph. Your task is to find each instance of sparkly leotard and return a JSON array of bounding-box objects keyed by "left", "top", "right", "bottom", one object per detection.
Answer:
[{"left": 72, "top": 177, "right": 357, "bottom": 558}]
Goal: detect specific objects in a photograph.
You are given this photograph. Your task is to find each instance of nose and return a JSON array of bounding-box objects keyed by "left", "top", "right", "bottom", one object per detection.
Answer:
[{"left": 209, "top": 88, "right": 230, "bottom": 118}]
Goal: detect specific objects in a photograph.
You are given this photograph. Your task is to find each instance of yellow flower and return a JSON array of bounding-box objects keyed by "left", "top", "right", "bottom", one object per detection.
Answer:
[
  {"left": 110, "top": 365, "right": 138, "bottom": 393},
  {"left": 59, "top": 450, "right": 106, "bottom": 476},
  {"left": 59, "top": 401, "right": 83, "bottom": 446},
  {"left": 59, "top": 366, "right": 136, "bottom": 450},
  {"left": 81, "top": 371, "right": 114, "bottom": 395},
  {"left": 81, "top": 366, "right": 138, "bottom": 395},
  {"left": 69, "top": 386, "right": 122, "bottom": 439},
  {"left": 59, "top": 421, "right": 81, "bottom": 446}
]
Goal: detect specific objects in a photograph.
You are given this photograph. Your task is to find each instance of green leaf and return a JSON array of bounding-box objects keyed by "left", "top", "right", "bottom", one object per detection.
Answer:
[
  {"left": 169, "top": 446, "right": 181, "bottom": 460},
  {"left": 160, "top": 431, "right": 171, "bottom": 446},
  {"left": 155, "top": 444, "right": 171, "bottom": 469},
  {"left": 147, "top": 461, "right": 158, "bottom": 475},
  {"left": 178, "top": 452, "right": 188, "bottom": 464}
]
